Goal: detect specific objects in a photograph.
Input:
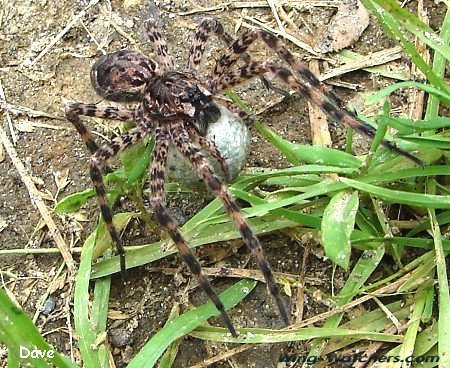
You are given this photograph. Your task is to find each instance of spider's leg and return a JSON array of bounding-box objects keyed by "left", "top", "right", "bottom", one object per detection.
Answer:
[
  {"left": 88, "top": 127, "right": 146, "bottom": 276},
  {"left": 189, "top": 19, "right": 288, "bottom": 96},
  {"left": 187, "top": 19, "right": 235, "bottom": 70},
  {"left": 149, "top": 127, "right": 238, "bottom": 337},
  {"left": 186, "top": 125, "right": 230, "bottom": 182},
  {"left": 212, "top": 30, "right": 340, "bottom": 106},
  {"left": 213, "top": 98, "right": 252, "bottom": 125},
  {"left": 145, "top": 20, "right": 175, "bottom": 70},
  {"left": 171, "top": 124, "right": 289, "bottom": 326},
  {"left": 213, "top": 60, "right": 423, "bottom": 166},
  {"left": 65, "top": 103, "right": 135, "bottom": 154}
]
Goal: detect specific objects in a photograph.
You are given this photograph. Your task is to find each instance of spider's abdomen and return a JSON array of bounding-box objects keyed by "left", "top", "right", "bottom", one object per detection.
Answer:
[{"left": 91, "top": 50, "right": 160, "bottom": 102}]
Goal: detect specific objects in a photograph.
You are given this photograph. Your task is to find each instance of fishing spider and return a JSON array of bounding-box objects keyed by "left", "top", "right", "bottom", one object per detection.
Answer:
[{"left": 65, "top": 18, "right": 421, "bottom": 336}]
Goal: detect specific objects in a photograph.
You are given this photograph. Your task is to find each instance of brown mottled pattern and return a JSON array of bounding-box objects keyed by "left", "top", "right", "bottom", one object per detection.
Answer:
[
  {"left": 145, "top": 20, "right": 175, "bottom": 71},
  {"left": 187, "top": 19, "right": 231, "bottom": 70},
  {"left": 65, "top": 17, "right": 422, "bottom": 337}
]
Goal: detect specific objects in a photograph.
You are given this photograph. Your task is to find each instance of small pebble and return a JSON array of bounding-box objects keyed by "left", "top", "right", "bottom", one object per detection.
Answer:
[
  {"left": 42, "top": 298, "right": 56, "bottom": 316},
  {"left": 110, "top": 329, "right": 133, "bottom": 348}
]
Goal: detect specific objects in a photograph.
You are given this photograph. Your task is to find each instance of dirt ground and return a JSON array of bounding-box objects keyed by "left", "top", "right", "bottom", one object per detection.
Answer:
[{"left": 0, "top": 0, "right": 445, "bottom": 367}]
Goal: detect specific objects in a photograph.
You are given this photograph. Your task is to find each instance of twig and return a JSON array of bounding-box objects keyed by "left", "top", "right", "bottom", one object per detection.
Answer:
[
  {"left": 148, "top": 266, "right": 301, "bottom": 284},
  {"left": 1, "top": 101, "right": 64, "bottom": 121},
  {"left": 0, "top": 123, "right": 75, "bottom": 273},
  {"left": 320, "top": 46, "right": 403, "bottom": 81},
  {"left": 286, "top": 271, "right": 422, "bottom": 330},
  {"left": 29, "top": 0, "right": 100, "bottom": 66},
  {"left": 372, "top": 296, "right": 402, "bottom": 332},
  {"left": 267, "top": 0, "right": 285, "bottom": 33},
  {"left": 308, "top": 60, "right": 333, "bottom": 147},
  {"left": 295, "top": 243, "right": 310, "bottom": 323},
  {"left": 0, "top": 245, "right": 145, "bottom": 255},
  {"left": 99, "top": 3, "right": 140, "bottom": 50},
  {"left": 33, "top": 262, "right": 66, "bottom": 323},
  {"left": 0, "top": 78, "right": 17, "bottom": 144},
  {"left": 242, "top": 17, "right": 318, "bottom": 56}
]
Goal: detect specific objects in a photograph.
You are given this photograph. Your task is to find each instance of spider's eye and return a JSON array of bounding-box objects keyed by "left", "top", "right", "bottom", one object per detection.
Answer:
[{"left": 91, "top": 50, "right": 160, "bottom": 102}]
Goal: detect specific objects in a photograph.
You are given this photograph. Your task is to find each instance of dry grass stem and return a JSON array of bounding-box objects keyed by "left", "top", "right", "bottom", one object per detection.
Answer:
[
  {"left": 242, "top": 17, "right": 318, "bottom": 55},
  {"left": 188, "top": 345, "right": 256, "bottom": 368},
  {"left": 287, "top": 273, "right": 422, "bottom": 330},
  {"left": 408, "top": 0, "right": 428, "bottom": 120},
  {"left": 0, "top": 78, "right": 17, "bottom": 144}
]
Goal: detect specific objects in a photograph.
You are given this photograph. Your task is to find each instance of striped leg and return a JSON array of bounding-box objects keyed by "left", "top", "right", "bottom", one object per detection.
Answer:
[
  {"left": 186, "top": 125, "right": 230, "bottom": 182},
  {"left": 189, "top": 19, "right": 288, "bottom": 96},
  {"left": 211, "top": 29, "right": 341, "bottom": 106},
  {"left": 211, "top": 57, "right": 423, "bottom": 165},
  {"left": 89, "top": 127, "right": 146, "bottom": 276},
  {"left": 171, "top": 124, "right": 289, "bottom": 326},
  {"left": 65, "top": 102, "right": 135, "bottom": 154},
  {"left": 145, "top": 20, "right": 175, "bottom": 70},
  {"left": 187, "top": 19, "right": 234, "bottom": 70},
  {"left": 149, "top": 127, "right": 238, "bottom": 336}
]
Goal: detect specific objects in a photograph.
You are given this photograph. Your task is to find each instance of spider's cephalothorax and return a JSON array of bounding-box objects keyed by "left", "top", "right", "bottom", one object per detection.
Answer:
[
  {"left": 65, "top": 18, "right": 422, "bottom": 337},
  {"left": 144, "top": 70, "right": 222, "bottom": 134}
]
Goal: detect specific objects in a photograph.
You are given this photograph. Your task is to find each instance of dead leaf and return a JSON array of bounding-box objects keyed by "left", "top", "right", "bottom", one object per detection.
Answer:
[
  {"left": 0, "top": 216, "right": 7, "bottom": 233},
  {"left": 38, "top": 189, "right": 54, "bottom": 201},
  {"left": 315, "top": 0, "right": 370, "bottom": 53},
  {"left": 49, "top": 273, "right": 67, "bottom": 294},
  {"left": 72, "top": 211, "right": 89, "bottom": 222},
  {"left": 15, "top": 119, "right": 35, "bottom": 133},
  {"left": 53, "top": 168, "right": 70, "bottom": 192},
  {"left": 108, "top": 310, "right": 130, "bottom": 320},
  {"left": 0, "top": 143, "right": 5, "bottom": 162}
]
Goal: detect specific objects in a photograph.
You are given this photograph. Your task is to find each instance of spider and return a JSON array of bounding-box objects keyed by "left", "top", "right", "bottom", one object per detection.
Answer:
[{"left": 65, "top": 18, "right": 422, "bottom": 337}]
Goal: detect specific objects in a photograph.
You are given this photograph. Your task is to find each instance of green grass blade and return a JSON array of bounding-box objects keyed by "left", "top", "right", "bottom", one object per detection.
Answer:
[
  {"left": 367, "top": 81, "right": 450, "bottom": 107},
  {"left": 189, "top": 326, "right": 401, "bottom": 344},
  {"left": 340, "top": 177, "right": 450, "bottom": 209},
  {"left": 254, "top": 121, "right": 362, "bottom": 168},
  {"left": 91, "top": 277, "right": 111, "bottom": 367},
  {"left": 398, "top": 290, "right": 427, "bottom": 365},
  {"left": 74, "top": 230, "right": 102, "bottom": 367},
  {"left": 54, "top": 188, "right": 95, "bottom": 214},
  {"left": 325, "top": 300, "right": 413, "bottom": 353},
  {"left": 379, "top": 116, "right": 450, "bottom": 134},
  {"left": 321, "top": 190, "right": 359, "bottom": 269},
  {"left": 370, "top": 0, "right": 450, "bottom": 63},
  {"left": 352, "top": 236, "right": 450, "bottom": 252},
  {"left": 0, "top": 288, "right": 78, "bottom": 367},
  {"left": 127, "top": 279, "right": 257, "bottom": 368},
  {"left": 428, "top": 183, "right": 450, "bottom": 366},
  {"left": 399, "top": 135, "right": 450, "bottom": 149},
  {"left": 157, "top": 304, "right": 181, "bottom": 368},
  {"left": 361, "top": 0, "right": 450, "bottom": 93},
  {"left": 425, "top": 5, "right": 450, "bottom": 120}
]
